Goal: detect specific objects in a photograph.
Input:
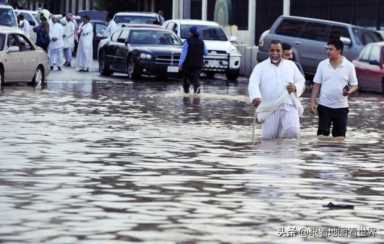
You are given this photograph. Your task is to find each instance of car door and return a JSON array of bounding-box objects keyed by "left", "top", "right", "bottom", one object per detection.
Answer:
[
  {"left": 15, "top": 34, "right": 36, "bottom": 81},
  {"left": 364, "top": 45, "right": 384, "bottom": 91},
  {"left": 3, "top": 34, "right": 24, "bottom": 81},
  {"left": 115, "top": 29, "right": 130, "bottom": 73},
  {"left": 354, "top": 44, "right": 373, "bottom": 91},
  {"left": 299, "top": 21, "right": 331, "bottom": 75},
  {"left": 104, "top": 30, "right": 122, "bottom": 69},
  {"left": 93, "top": 22, "right": 107, "bottom": 58}
]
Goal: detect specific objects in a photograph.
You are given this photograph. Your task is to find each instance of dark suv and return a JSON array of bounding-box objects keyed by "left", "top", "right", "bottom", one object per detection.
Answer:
[{"left": 258, "top": 15, "right": 383, "bottom": 76}]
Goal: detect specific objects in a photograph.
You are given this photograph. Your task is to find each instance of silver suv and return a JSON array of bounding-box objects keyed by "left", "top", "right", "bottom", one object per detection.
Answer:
[{"left": 258, "top": 15, "right": 383, "bottom": 76}]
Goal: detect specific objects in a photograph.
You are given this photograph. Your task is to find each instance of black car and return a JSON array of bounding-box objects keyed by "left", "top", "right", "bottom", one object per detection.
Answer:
[
  {"left": 92, "top": 20, "right": 107, "bottom": 59},
  {"left": 98, "top": 27, "right": 182, "bottom": 80}
]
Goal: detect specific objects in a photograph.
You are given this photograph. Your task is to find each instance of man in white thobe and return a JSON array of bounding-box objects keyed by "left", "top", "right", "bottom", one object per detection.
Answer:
[
  {"left": 48, "top": 17, "right": 64, "bottom": 71},
  {"left": 248, "top": 40, "right": 305, "bottom": 140},
  {"left": 18, "top": 15, "right": 31, "bottom": 38},
  {"left": 105, "top": 14, "right": 118, "bottom": 37},
  {"left": 76, "top": 16, "right": 93, "bottom": 72},
  {"left": 62, "top": 14, "right": 75, "bottom": 67}
]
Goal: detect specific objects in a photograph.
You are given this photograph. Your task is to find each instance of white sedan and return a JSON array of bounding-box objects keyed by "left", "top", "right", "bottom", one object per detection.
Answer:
[{"left": 0, "top": 27, "right": 49, "bottom": 89}]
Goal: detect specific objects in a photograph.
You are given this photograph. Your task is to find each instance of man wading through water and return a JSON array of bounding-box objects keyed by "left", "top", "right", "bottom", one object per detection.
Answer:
[
  {"left": 248, "top": 40, "right": 305, "bottom": 140},
  {"left": 179, "top": 26, "right": 208, "bottom": 94}
]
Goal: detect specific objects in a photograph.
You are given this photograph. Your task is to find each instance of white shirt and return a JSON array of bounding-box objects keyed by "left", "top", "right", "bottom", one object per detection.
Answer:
[
  {"left": 313, "top": 57, "right": 358, "bottom": 108},
  {"left": 105, "top": 20, "right": 118, "bottom": 37},
  {"left": 49, "top": 22, "right": 64, "bottom": 49},
  {"left": 19, "top": 20, "right": 31, "bottom": 38},
  {"left": 248, "top": 59, "right": 306, "bottom": 105},
  {"left": 63, "top": 19, "right": 75, "bottom": 48}
]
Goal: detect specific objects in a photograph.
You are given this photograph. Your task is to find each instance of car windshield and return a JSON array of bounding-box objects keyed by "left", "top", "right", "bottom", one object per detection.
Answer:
[
  {"left": 128, "top": 30, "right": 181, "bottom": 45},
  {"left": 0, "top": 8, "right": 17, "bottom": 27},
  {"left": 32, "top": 13, "right": 41, "bottom": 24},
  {"left": 0, "top": 34, "right": 5, "bottom": 50},
  {"left": 180, "top": 24, "right": 228, "bottom": 41},
  {"left": 114, "top": 15, "right": 158, "bottom": 25}
]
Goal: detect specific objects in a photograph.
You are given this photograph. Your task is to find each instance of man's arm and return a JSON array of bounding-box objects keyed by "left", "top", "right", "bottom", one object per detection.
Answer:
[
  {"left": 291, "top": 62, "right": 306, "bottom": 97},
  {"left": 309, "top": 84, "right": 321, "bottom": 114},
  {"left": 344, "top": 65, "right": 359, "bottom": 96},
  {"left": 178, "top": 41, "right": 188, "bottom": 67},
  {"left": 248, "top": 65, "right": 262, "bottom": 108}
]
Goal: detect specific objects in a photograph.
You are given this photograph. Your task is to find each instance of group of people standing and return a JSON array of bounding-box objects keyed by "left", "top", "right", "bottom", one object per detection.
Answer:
[
  {"left": 17, "top": 11, "right": 94, "bottom": 72},
  {"left": 248, "top": 36, "right": 358, "bottom": 141}
]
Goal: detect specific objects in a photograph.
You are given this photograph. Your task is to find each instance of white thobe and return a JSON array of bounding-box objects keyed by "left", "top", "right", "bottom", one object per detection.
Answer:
[
  {"left": 76, "top": 22, "right": 94, "bottom": 70},
  {"left": 105, "top": 20, "right": 118, "bottom": 37},
  {"left": 48, "top": 23, "right": 64, "bottom": 66},
  {"left": 63, "top": 20, "right": 75, "bottom": 49},
  {"left": 19, "top": 20, "right": 31, "bottom": 38},
  {"left": 248, "top": 59, "right": 305, "bottom": 139}
]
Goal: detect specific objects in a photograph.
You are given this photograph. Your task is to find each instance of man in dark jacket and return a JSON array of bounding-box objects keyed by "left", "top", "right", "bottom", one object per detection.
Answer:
[{"left": 178, "top": 26, "right": 208, "bottom": 94}]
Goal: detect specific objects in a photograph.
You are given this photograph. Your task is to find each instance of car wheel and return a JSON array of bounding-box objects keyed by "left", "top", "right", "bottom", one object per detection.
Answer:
[
  {"left": 205, "top": 71, "right": 215, "bottom": 79},
  {"left": 0, "top": 67, "right": 4, "bottom": 90},
  {"left": 32, "top": 66, "right": 45, "bottom": 88},
  {"left": 99, "top": 52, "right": 112, "bottom": 76},
  {"left": 226, "top": 69, "right": 239, "bottom": 81},
  {"left": 128, "top": 56, "right": 141, "bottom": 80}
]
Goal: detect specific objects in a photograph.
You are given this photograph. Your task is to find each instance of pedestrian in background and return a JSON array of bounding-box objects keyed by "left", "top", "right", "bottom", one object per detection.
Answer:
[
  {"left": 248, "top": 40, "right": 305, "bottom": 140},
  {"left": 62, "top": 13, "right": 75, "bottom": 67},
  {"left": 33, "top": 15, "right": 50, "bottom": 51},
  {"left": 178, "top": 26, "right": 207, "bottom": 94},
  {"left": 76, "top": 15, "right": 93, "bottom": 72},
  {"left": 282, "top": 42, "right": 304, "bottom": 75},
  {"left": 309, "top": 38, "right": 358, "bottom": 140},
  {"left": 158, "top": 10, "right": 165, "bottom": 25},
  {"left": 105, "top": 13, "right": 118, "bottom": 37},
  {"left": 48, "top": 16, "right": 64, "bottom": 71},
  {"left": 18, "top": 14, "right": 30, "bottom": 39}
]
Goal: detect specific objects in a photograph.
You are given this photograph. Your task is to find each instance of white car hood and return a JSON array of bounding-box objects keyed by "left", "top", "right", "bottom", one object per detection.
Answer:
[{"left": 204, "top": 40, "right": 234, "bottom": 52}]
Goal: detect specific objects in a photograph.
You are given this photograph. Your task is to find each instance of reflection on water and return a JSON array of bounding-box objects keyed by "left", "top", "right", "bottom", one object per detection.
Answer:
[{"left": 0, "top": 80, "right": 383, "bottom": 243}]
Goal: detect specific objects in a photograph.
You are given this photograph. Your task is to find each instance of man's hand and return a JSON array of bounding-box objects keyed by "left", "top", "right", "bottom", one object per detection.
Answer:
[
  {"left": 309, "top": 99, "right": 317, "bottom": 114},
  {"left": 287, "top": 83, "right": 297, "bottom": 94},
  {"left": 252, "top": 98, "right": 262, "bottom": 108}
]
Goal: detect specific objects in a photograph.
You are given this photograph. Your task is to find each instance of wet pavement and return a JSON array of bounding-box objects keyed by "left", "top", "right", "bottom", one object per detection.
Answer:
[{"left": 0, "top": 72, "right": 384, "bottom": 243}]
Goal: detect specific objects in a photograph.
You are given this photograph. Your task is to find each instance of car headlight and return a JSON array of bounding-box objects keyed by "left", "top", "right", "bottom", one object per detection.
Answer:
[
  {"left": 140, "top": 53, "right": 152, "bottom": 59},
  {"left": 229, "top": 46, "right": 239, "bottom": 55}
]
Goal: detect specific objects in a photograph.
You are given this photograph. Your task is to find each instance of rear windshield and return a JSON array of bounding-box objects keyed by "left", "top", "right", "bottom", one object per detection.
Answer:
[
  {"left": 180, "top": 25, "right": 228, "bottom": 41},
  {"left": 353, "top": 28, "right": 383, "bottom": 45},
  {"left": 128, "top": 30, "right": 181, "bottom": 45},
  {"left": 114, "top": 15, "right": 158, "bottom": 25},
  {"left": 0, "top": 34, "right": 5, "bottom": 50},
  {"left": 0, "top": 8, "right": 17, "bottom": 27}
]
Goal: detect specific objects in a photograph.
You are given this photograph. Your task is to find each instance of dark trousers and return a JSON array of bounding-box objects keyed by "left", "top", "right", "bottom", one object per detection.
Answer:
[
  {"left": 182, "top": 67, "right": 201, "bottom": 94},
  {"left": 317, "top": 105, "right": 349, "bottom": 137}
]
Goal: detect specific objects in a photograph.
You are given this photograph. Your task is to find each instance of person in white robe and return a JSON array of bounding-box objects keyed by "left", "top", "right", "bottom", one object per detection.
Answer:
[
  {"left": 48, "top": 16, "right": 64, "bottom": 71},
  {"left": 18, "top": 15, "right": 31, "bottom": 38},
  {"left": 248, "top": 40, "right": 306, "bottom": 140},
  {"left": 62, "top": 14, "right": 76, "bottom": 67},
  {"left": 76, "top": 16, "right": 93, "bottom": 72},
  {"left": 105, "top": 14, "right": 118, "bottom": 37}
]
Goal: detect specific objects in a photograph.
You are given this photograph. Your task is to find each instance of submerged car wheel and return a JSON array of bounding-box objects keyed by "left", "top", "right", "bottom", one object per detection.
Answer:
[
  {"left": 0, "top": 67, "right": 4, "bottom": 90},
  {"left": 128, "top": 56, "right": 141, "bottom": 80},
  {"left": 32, "top": 66, "right": 45, "bottom": 88},
  {"left": 226, "top": 69, "right": 239, "bottom": 81},
  {"left": 99, "top": 52, "right": 112, "bottom": 76}
]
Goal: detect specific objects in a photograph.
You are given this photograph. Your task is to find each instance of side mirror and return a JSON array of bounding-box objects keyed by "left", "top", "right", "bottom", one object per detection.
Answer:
[
  {"left": 340, "top": 37, "right": 352, "bottom": 47},
  {"left": 7, "top": 46, "right": 20, "bottom": 53}
]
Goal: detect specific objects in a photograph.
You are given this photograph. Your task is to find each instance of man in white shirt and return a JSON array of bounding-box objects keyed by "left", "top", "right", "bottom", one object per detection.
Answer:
[
  {"left": 48, "top": 16, "right": 64, "bottom": 71},
  {"left": 76, "top": 15, "right": 94, "bottom": 72},
  {"left": 248, "top": 40, "right": 306, "bottom": 140},
  {"left": 62, "top": 14, "right": 76, "bottom": 67},
  {"left": 309, "top": 38, "right": 358, "bottom": 139},
  {"left": 105, "top": 14, "right": 118, "bottom": 37},
  {"left": 18, "top": 15, "right": 31, "bottom": 38}
]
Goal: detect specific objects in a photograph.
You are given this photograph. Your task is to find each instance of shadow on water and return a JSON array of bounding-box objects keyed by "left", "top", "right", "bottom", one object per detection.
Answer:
[{"left": 0, "top": 79, "right": 383, "bottom": 243}]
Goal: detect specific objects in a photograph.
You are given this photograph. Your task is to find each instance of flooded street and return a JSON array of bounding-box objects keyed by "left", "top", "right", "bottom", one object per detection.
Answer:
[{"left": 0, "top": 76, "right": 383, "bottom": 243}]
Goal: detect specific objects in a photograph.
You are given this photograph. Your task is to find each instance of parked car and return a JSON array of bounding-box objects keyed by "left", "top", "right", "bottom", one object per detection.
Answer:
[
  {"left": 163, "top": 19, "right": 241, "bottom": 80},
  {"left": 258, "top": 15, "right": 383, "bottom": 76},
  {"left": 113, "top": 12, "right": 163, "bottom": 26},
  {"left": 0, "top": 27, "right": 49, "bottom": 88},
  {"left": 353, "top": 42, "right": 384, "bottom": 93},
  {"left": 0, "top": 5, "right": 17, "bottom": 28},
  {"left": 98, "top": 26, "right": 182, "bottom": 80}
]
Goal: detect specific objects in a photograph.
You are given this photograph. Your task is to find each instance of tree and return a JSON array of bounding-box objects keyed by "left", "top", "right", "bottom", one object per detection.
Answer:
[{"left": 95, "top": 0, "right": 139, "bottom": 15}]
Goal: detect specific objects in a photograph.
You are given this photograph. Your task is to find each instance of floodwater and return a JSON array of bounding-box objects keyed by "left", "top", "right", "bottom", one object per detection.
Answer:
[{"left": 0, "top": 78, "right": 383, "bottom": 244}]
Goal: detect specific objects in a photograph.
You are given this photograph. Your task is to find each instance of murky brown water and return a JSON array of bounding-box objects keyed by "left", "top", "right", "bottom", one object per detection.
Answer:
[{"left": 0, "top": 79, "right": 383, "bottom": 243}]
